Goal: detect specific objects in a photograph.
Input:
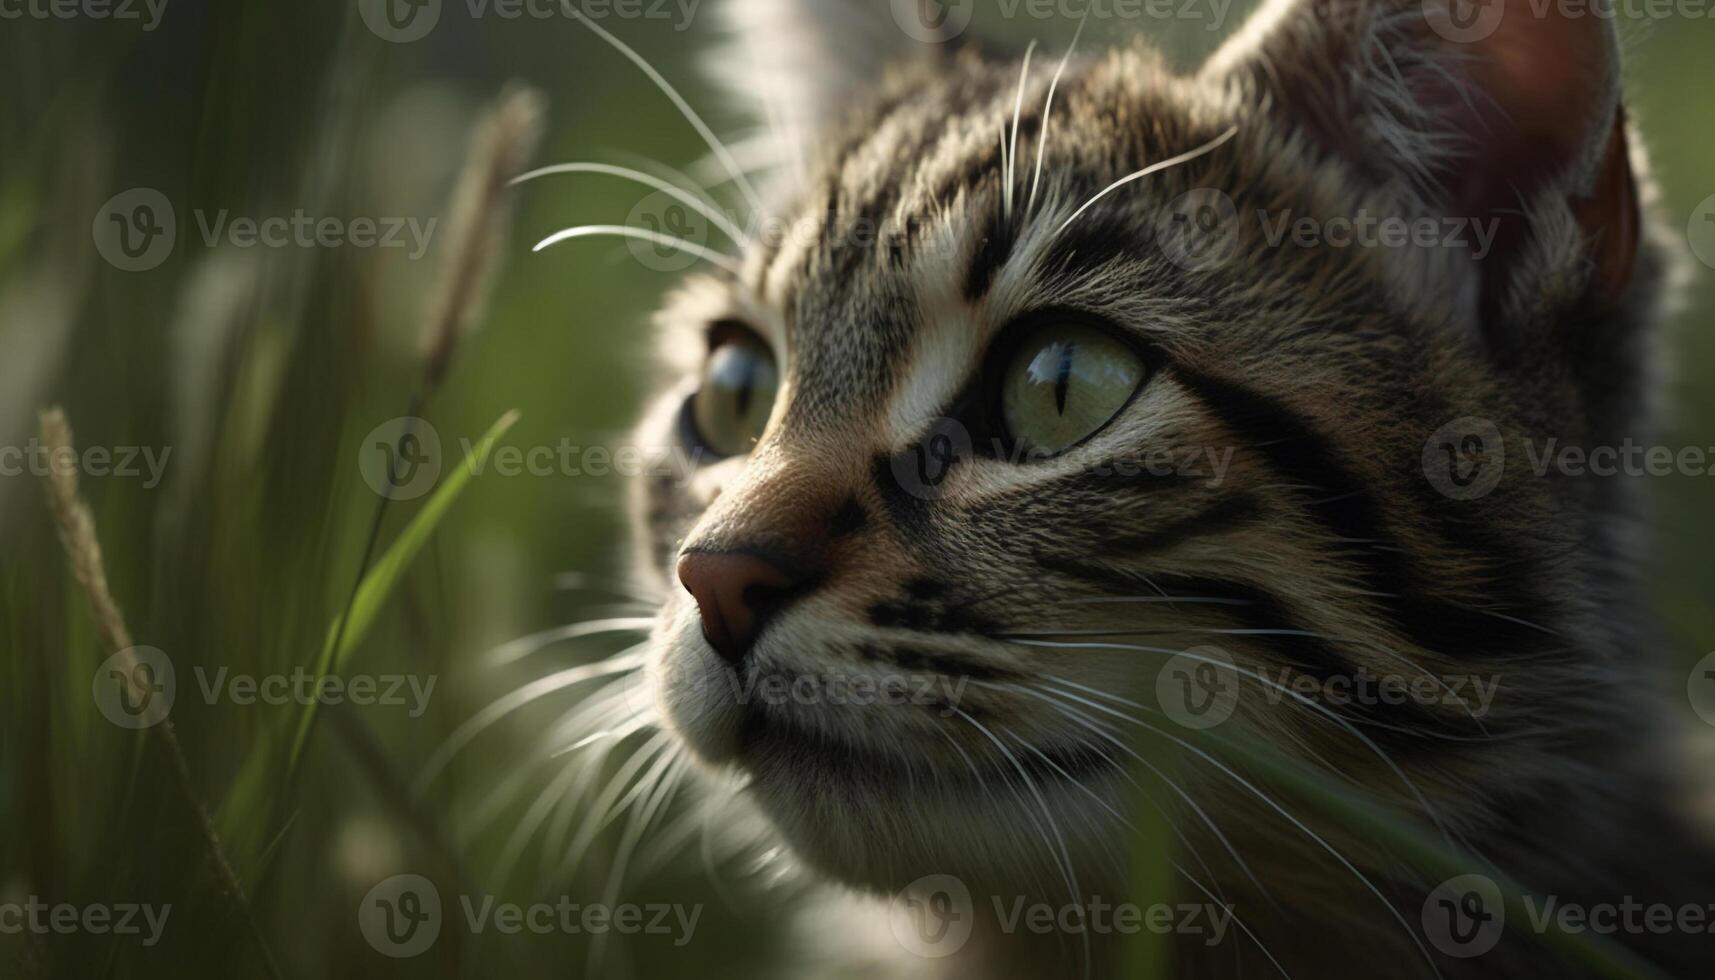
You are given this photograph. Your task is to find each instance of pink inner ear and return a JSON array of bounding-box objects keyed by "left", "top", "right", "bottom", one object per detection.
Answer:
[
  {"left": 1462, "top": 0, "right": 1609, "bottom": 187},
  {"left": 1439, "top": 0, "right": 1639, "bottom": 301},
  {"left": 1574, "top": 112, "right": 1641, "bottom": 302}
]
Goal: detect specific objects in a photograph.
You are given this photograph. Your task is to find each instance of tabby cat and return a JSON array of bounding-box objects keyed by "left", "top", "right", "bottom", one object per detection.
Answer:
[{"left": 601, "top": 0, "right": 1715, "bottom": 975}]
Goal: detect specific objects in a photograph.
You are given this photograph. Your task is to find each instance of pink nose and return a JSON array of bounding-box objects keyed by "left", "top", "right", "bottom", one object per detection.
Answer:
[{"left": 676, "top": 551, "right": 799, "bottom": 664}]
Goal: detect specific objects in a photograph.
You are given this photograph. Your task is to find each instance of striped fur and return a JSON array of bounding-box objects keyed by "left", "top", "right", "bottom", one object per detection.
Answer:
[{"left": 622, "top": 1, "right": 1714, "bottom": 976}]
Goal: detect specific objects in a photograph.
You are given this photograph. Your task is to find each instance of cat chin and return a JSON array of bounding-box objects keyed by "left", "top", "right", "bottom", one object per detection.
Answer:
[
  {"left": 738, "top": 743, "right": 1130, "bottom": 901},
  {"left": 648, "top": 609, "right": 1129, "bottom": 898}
]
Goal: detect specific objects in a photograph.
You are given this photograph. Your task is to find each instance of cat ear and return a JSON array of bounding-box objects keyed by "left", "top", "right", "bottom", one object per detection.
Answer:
[
  {"left": 709, "top": 0, "right": 962, "bottom": 173},
  {"left": 1203, "top": 0, "right": 1641, "bottom": 343}
]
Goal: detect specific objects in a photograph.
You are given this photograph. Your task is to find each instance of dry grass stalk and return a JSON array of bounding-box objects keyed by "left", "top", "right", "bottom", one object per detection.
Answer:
[
  {"left": 419, "top": 84, "right": 545, "bottom": 391},
  {"left": 39, "top": 407, "right": 283, "bottom": 979}
]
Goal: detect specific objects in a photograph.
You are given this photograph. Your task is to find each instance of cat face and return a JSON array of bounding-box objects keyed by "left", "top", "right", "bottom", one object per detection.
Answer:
[{"left": 626, "top": 0, "right": 1654, "bottom": 900}]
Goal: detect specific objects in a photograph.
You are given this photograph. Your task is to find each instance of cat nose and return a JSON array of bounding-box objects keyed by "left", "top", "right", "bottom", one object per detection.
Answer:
[{"left": 676, "top": 550, "right": 801, "bottom": 664}]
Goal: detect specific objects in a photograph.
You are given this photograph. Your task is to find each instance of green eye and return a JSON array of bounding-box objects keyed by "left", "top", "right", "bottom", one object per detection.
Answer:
[
  {"left": 691, "top": 334, "right": 779, "bottom": 457},
  {"left": 999, "top": 323, "right": 1144, "bottom": 455}
]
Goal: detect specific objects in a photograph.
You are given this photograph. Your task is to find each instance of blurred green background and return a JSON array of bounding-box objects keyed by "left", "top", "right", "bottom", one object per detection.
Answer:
[{"left": 1, "top": 2, "right": 1710, "bottom": 977}]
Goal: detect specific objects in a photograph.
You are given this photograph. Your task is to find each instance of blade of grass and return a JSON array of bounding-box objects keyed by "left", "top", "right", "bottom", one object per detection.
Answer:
[{"left": 286, "top": 409, "right": 520, "bottom": 773}]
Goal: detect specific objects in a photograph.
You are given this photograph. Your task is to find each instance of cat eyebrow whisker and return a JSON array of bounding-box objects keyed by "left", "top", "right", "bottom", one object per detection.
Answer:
[
  {"left": 531, "top": 225, "right": 743, "bottom": 274},
  {"left": 1028, "top": 15, "right": 1087, "bottom": 216},
  {"left": 566, "top": 4, "right": 762, "bottom": 215},
  {"left": 513, "top": 163, "right": 749, "bottom": 245},
  {"left": 1050, "top": 125, "right": 1240, "bottom": 240},
  {"left": 1004, "top": 40, "right": 1039, "bottom": 223}
]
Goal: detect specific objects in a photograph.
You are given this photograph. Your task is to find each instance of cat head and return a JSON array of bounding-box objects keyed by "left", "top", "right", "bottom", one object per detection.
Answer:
[{"left": 626, "top": 0, "right": 1662, "bottom": 900}]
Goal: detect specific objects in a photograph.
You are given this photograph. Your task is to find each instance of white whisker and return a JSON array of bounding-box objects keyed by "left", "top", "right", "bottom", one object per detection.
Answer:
[
  {"left": 1029, "top": 644, "right": 1457, "bottom": 845},
  {"left": 415, "top": 649, "right": 646, "bottom": 791},
  {"left": 1028, "top": 16, "right": 1086, "bottom": 214},
  {"left": 1051, "top": 126, "right": 1240, "bottom": 239},
  {"left": 484, "top": 616, "right": 652, "bottom": 667},
  {"left": 513, "top": 162, "right": 748, "bottom": 244},
  {"left": 1034, "top": 681, "right": 1446, "bottom": 980},
  {"left": 531, "top": 225, "right": 742, "bottom": 274},
  {"left": 951, "top": 706, "right": 1091, "bottom": 973},
  {"left": 565, "top": 6, "right": 763, "bottom": 213},
  {"left": 1005, "top": 40, "right": 1038, "bottom": 223},
  {"left": 991, "top": 681, "right": 1268, "bottom": 900}
]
